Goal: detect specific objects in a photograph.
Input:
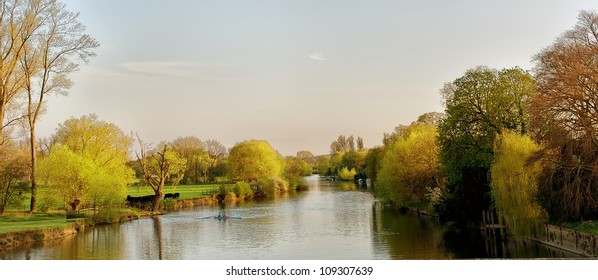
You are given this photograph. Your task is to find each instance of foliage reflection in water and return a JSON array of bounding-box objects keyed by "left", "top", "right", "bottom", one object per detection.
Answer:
[{"left": 1, "top": 175, "right": 580, "bottom": 259}]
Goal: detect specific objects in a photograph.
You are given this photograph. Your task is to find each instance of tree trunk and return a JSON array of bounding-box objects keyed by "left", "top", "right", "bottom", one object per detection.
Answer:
[
  {"left": 29, "top": 126, "right": 37, "bottom": 212},
  {"left": 151, "top": 184, "right": 163, "bottom": 212}
]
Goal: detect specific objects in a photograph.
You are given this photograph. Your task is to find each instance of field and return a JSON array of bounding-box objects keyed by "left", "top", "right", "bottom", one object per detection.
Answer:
[
  {"left": 0, "top": 184, "right": 227, "bottom": 235},
  {"left": 127, "top": 184, "right": 227, "bottom": 199},
  {"left": 0, "top": 213, "right": 73, "bottom": 235}
]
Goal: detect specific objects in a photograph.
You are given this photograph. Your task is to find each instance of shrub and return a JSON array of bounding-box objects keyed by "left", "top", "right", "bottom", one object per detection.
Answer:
[
  {"left": 234, "top": 181, "right": 254, "bottom": 200},
  {"left": 338, "top": 167, "right": 357, "bottom": 181}
]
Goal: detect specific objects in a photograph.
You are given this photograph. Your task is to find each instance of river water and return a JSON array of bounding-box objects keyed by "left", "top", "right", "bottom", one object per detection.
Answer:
[{"left": 1, "top": 175, "right": 579, "bottom": 259}]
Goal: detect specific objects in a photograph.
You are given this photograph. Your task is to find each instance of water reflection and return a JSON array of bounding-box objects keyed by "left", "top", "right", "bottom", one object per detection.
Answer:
[
  {"left": 371, "top": 204, "right": 451, "bottom": 259},
  {"left": 0, "top": 175, "right": 581, "bottom": 260}
]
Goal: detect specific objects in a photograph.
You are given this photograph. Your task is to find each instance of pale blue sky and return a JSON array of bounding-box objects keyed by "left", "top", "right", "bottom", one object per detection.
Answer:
[{"left": 38, "top": 0, "right": 597, "bottom": 156}]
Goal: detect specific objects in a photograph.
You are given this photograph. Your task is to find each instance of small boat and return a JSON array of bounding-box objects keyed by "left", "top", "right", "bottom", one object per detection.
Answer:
[
  {"left": 213, "top": 215, "right": 242, "bottom": 220},
  {"left": 198, "top": 212, "right": 242, "bottom": 221}
]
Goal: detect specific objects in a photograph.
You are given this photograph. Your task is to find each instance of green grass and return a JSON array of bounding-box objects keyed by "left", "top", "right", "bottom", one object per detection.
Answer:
[
  {"left": 127, "top": 184, "right": 229, "bottom": 199},
  {"left": 0, "top": 183, "right": 229, "bottom": 235},
  {"left": 558, "top": 220, "right": 598, "bottom": 235},
  {"left": 0, "top": 213, "right": 73, "bottom": 235}
]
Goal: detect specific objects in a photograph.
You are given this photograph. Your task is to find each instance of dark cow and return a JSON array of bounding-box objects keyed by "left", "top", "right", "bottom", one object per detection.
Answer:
[
  {"left": 126, "top": 195, "right": 155, "bottom": 207},
  {"left": 163, "top": 192, "right": 181, "bottom": 200}
]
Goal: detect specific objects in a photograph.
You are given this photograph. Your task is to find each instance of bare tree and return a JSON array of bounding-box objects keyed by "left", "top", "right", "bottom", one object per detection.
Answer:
[
  {"left": 531, "top": 10, "right": 598, "bottom": 221},
  {"left": 19, "top": 0, "right": 98, "bottom": 211},
  {"left": 202, "top": 139, "right": 227, "bottom": 182},
  {"left": 0, "top": 0, "right": 46, "bottom": 143},
  {"left": 136, "top": 136, "right": 186, "bottom": 212}
]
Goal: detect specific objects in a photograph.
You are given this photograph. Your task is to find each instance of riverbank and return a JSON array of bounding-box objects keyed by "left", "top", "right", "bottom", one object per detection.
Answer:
[
  {"left": 534, "top": 224, "right": 598, "bottom": 257},
  {"left": 0, "top": 195, "right": 219, "bottom": 254}
]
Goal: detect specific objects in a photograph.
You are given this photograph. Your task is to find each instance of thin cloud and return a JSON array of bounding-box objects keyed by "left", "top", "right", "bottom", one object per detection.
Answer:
[
  {"left": 308, "top": 53, "right": 326, "bottom": 61},
  {"left": 118, "top": 61, "right": 250, "bottom": 82}
]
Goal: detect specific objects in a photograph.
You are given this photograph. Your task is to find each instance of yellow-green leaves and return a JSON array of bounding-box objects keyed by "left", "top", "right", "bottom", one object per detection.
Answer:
[
  {"left": 38, "top": 115, "right": 134, "bottom": 211},
  {"left": 229, "top": 140, "right": 282, "bottom": 181},
  {"left": 491, "top": 131, "right": 544, "bottom": 235},
  {"left": 377, "top": 124, "right": 441, "bottom": 208}
]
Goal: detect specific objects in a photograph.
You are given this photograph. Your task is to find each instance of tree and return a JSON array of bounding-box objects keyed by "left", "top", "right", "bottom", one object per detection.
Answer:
[
  {"left": 330, "top": 135, "right": 359, "bottom": 153},
  {"left": 490, "top": 131, "right": 545, "bottom": 235},
  {"left": 437, "top": 66, "right": 536, "bottom": 224},
  {"left": 136, "top": 137, "right": 187, "bottom": 212},
  {"left": 414, "top": 112, "right": 446, "bottom": 126},
  {"left": 228, "top": 140, "right": 282, "bottom": 181},
  {"left": 171, "top": 136, "right": 205, "bottom": 184},
  {"left": 18, "top": 0, "right": 99, "bottom": 212},
  {"left": 38, "top": 145, "right": 96, "bottom": 212},
  {"left": 283, "top": 156, "right": 311, "bottom": 189},
  {"left": 530, "top": 10, "right": 598, "bottom": 221},
  {"left": 0, "top": 143, "right": 29, "bottom": 214},
  {"left": 202, "top": 139, "right": 227, "bottom": 182},
  {"left": 377, "top": 124, "right": 441, "bottom": 208},
  {"left": 38, "top": 115, "right": 133, "bottom": 212},
  {"left": 338, "top": 166, "right": 357, "bottom": 181},
  {"left": 316, "top": 155, "right": 330, "bottom": 175},
  {"left": 296, "top": 150, "right": 317, "bottom": 170},
  {"left": 0, "top": 0, "right": 39, "bottom": 142},
  {"left": 363, "top": 146, "right": 384, "bottom": 183},
  {"left": 356, "top": 137, "right": 364, "bottom": 150},
  {"left": 340, "top": 150, "right": 367, "bottom": 173}
]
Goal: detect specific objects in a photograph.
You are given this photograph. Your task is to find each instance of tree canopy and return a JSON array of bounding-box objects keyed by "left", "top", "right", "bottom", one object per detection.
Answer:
[
  {"left": 490, "top": 131, "right": 544, "bottom": 235},
  {"left": 38, "top": 115, "right": 133, "bottom": 212},
  {"left": 228, "top": 140, "right": 282, "bottom": 181},
  {"left": 530, "top": 10, "right": 598, "bottom": 221},
  {"left": 437, "top": 66, "right": 536, "bottom": 224},
  {"left": 377, "top": 124, "right": 441, "bottom": 208}
]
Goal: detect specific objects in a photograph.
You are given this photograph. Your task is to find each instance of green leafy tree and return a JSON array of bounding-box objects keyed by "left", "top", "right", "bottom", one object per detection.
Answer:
[
  {"left": 228, "top": 140, "right": 282, "bottom": 181},
  {"left": 437, "top": 66, "right": 536, "bottom": 224},
  {"left": 491, "top": 131, "right": 545, "bottom": 235},
  {"left": 363, "top": 146, "right": 385, "bottom": 183},
  {"left": 171, "top": 136, "right": 206, "bottom": 184},
  {"left": 38, "top": 145, "right": 96, "bottom": 212},
  {"left": 316, "top": 155, "right": 331, "bottom": 175},
  {"left": 296, "top": 150, "right": 317, "bottom": 170},
  {"left": 0, "top": 144, "right": 29, "bottom": 214},
  {"left": 377, "top": 124, "right": 441, "bottom": 208},
  {"left": 38, "top": 115, "right": 133, "bottom": 212},
  {"left": 283, "top": 156, "right": 312, "bottom": 189}
]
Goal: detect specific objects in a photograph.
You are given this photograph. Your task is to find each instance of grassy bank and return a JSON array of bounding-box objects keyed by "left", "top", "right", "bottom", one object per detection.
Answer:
[
  {"left": 0, "top": 183, "right": 225, "bottom": 236},
  {"left": 127, "top": 184, "right": 225, "bottom": 199},
  {"left": 0, "top": 213, "right": 73, "bottom": 235},
  {"left": 556, "top": 220, "right": 598, "bottom": 235}
]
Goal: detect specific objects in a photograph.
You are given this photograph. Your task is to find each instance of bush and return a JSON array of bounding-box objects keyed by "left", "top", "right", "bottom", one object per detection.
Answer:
[
  {"left": 259, "top": 177, "right": 289, "bottom": 193},
  {"left": 234, "top": 181, "right": 254, "bottom": 200},
  {"left": 338, "top": 167, "right": 357, "bottom": 181},
  {"left": 92, "top": 210, "right": 121, "bottom": 224}
]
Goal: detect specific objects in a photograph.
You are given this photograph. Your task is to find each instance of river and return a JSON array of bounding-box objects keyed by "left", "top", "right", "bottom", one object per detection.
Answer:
[{"left": 1, "top": 175, "right": 579, "bottom": 259}]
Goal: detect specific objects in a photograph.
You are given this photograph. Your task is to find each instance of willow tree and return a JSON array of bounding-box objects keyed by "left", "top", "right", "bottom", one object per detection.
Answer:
[
  {"left": 490, "top": 131, "right": 544, "bottom": 235},
  {"left": 531, "top": 10, "right": 598, "bottom": 221},
  {"left": 377, "top": 124, "right": 441, "bottom": 209},
  {"left": 38, "top": 115, "right": 133, "bottom": 212},
  {"left": 18, "top": 0, "right": 99, "bottom": 212}
]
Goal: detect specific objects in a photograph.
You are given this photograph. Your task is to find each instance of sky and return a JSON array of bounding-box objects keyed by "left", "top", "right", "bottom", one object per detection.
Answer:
[{"left": 36, "top": 0, "right": 598, "bottom": 156}]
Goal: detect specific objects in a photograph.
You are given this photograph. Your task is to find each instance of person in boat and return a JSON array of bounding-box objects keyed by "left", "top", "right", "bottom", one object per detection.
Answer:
[{"left": 217, "top": 211, "right": 228, "bottom": 220}]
